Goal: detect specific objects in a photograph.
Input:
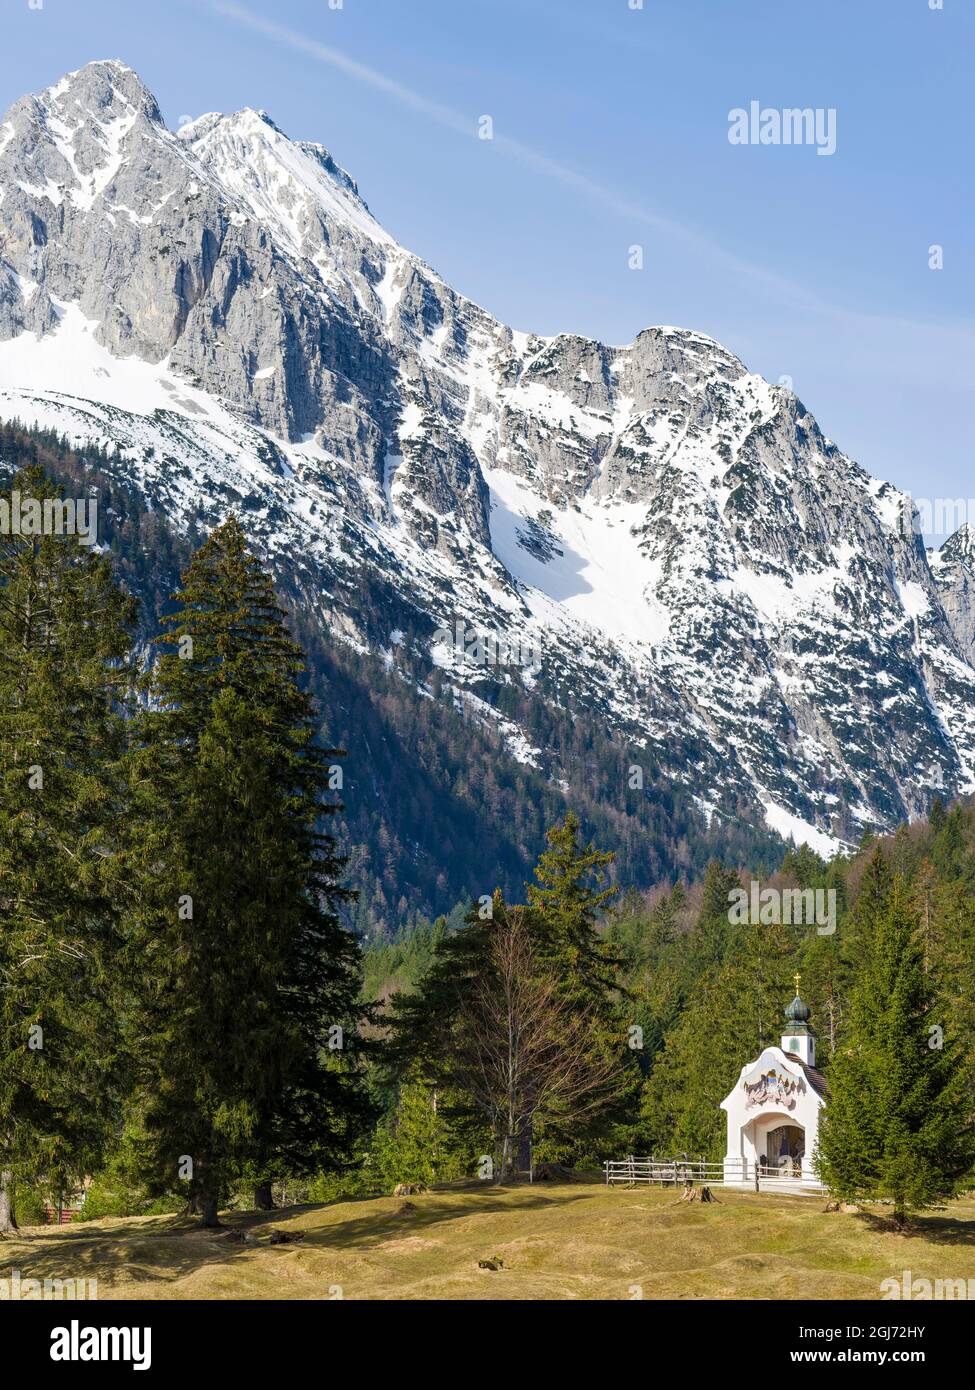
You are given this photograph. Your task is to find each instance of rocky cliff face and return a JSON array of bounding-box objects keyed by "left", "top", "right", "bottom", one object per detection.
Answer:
[
  {"left": 1, "top": 60, "right": 972, "bottom": 854},
  {"left": 929, "top": 521, "right": 975, "bottom": 715}
]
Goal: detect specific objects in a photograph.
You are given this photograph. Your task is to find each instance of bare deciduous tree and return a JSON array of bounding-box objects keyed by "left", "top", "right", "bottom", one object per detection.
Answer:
[{"left": 437, "top": 906, "right": 623, "bottom": 1181}]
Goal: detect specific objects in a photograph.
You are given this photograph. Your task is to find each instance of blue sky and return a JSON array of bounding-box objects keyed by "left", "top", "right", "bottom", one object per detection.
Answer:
[{"left": 2, "top": 0, "right": 971, "bottom": 532}]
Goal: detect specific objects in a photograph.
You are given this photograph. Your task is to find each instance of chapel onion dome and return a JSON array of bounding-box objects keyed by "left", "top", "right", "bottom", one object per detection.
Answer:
[{"left": 784, "top": 993, "right": 810, "bottom": 1026}]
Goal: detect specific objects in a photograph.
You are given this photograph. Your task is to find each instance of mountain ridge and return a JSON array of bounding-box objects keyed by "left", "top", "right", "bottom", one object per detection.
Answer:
[{"left": 2, "top": 59, "right": 974, "bottom": 871}]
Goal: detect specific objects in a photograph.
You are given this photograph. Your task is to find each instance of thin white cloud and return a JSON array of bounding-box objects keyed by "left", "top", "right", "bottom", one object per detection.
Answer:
[
  {"left": 204, "top": 0, "right": 974, "bottom": 369},
  {"left": 205, "top": 0, "right": 816, "bottom": 307},
  {"left": 208, "top": 1, "right": 472, "bottom": 135}
]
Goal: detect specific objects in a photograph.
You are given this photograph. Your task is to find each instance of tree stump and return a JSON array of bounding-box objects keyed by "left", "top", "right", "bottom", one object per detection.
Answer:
[
  {"left": 533, "top": 1162, "right": 573, "bottom": 1182},
  {"left": 679, "top": 1183, "right": 718, "bottom": 1203},
  {"left": 223, "top": 1228, "right": 258, "bottom": 1244}
]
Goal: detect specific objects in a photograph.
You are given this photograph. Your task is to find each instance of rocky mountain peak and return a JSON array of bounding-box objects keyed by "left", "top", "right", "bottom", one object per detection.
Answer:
[
  {"left": 936, "top": 522, "right": 975, "bottom": 569},
  {"left": 42, "top": 58, "right": 164, "bottom": 128},
  {"left": 175, "top": 102, "right": 388, "bottom": 253}
]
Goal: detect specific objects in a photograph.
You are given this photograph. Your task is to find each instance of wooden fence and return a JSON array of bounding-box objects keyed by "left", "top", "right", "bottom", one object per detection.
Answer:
[
  {"left": 603, "top": 1156, "right": 724, "bottom": 1186},
  {"left": 603, "top": 1156, "right": 825, "bottom": 1192}
]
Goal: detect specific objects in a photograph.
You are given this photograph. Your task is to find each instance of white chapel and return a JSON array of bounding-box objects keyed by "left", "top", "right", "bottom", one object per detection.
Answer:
[{"left": 720, "top": 978, "right": 828, "bottom": 1190}]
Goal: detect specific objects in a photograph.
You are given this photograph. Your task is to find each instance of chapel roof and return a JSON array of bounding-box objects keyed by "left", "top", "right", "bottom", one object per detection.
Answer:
[{"left": 781, "top": 1052, "right": 829, "bottom": 1099}]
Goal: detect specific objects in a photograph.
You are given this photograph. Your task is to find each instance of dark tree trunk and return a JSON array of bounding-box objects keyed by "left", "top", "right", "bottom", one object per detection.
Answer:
[
  {"left": 516, "top": 1116, "right": 533, "bottom": 1176},
  {"left": 0, "top": 1170, "right": 17, "bottom": 1235},
  {"left": 199, "top": 1195, "right": 221, "bottom": 1228},
  {"left": 496, "top": 1135, "right": 514, "bottom": 1184},
  {"left": 254, "top": 1183, "right": 275, "bottom": 1211}
]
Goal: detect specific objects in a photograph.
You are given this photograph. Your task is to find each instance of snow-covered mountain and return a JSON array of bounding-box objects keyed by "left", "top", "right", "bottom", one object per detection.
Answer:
[{"left": 2, "top": 59, "right": 973, "bottom": 857}]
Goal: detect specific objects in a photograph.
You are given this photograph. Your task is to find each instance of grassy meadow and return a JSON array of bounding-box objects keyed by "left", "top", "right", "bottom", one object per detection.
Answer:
[{"left": 5, "top": 1180, "right": 975, "bottom": 1301}]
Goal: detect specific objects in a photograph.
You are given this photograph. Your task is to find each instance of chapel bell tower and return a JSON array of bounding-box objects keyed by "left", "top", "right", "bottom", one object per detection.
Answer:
[{"left": 782, "top": 974, "right": 816, "bottom": 1066}]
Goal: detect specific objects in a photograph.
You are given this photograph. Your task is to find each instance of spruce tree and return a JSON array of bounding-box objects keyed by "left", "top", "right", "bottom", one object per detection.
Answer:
[
  {"left": 526, "top": 812, "right": 621, "bottom": 1003},
  {"left": 525, "top": 814, "right": 638, "bottom": 1161},
  {"left": 841, "top": 847, "right": 892, "bottom": 980},
  {"left": 640, "top": 976, "right": 731, "bottom": 1158},
  {"left": 724, "top": 915, "right": 797, "bottom": 1057},
  {"left": 685, "top": 861, "right": 739, "bottom": 981},
  {"left": 816, "top": 876, "right": 975, "bottom": 1225},
  {"left": 127, "top": 517, "right": 369, "bottom": 1225},
  {"left": 0, "top": 467, "right": 135, "bottom": 1231},
  {"left": 371, "top": 1071, "right": 477, "bottom": 1191},
  {"left": 385, "top": 893, "right": 496, "bottom": 1091},
  {"left": 626, "top": 885, "right": 688, "bottom": 1069}
]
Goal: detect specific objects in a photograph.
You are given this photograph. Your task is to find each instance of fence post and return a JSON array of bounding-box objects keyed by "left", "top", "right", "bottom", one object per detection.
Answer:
[{"left": 753, "top": 1159, "right": 760, "bottom": 1193}]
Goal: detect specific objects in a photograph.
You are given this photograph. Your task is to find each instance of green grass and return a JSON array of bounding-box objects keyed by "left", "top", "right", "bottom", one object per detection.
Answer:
[{"left": 5, "top": 1181, "right": 975, "bottom": 1300}]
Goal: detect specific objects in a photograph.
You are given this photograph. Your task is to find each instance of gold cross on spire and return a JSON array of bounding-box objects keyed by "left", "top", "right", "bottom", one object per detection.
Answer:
[{"left": 794, "top": 972, "right": 801, "bottom": 996}]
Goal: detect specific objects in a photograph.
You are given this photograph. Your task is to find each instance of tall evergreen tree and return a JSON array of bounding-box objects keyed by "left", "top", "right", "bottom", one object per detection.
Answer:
[
  {"left": 816, "top": 876, "right": 975, "bottom": 1225},
  {"left": 523, "top": 814, "right": 638, "bottom": 1162},
  {"left": 526, "top": 812, "right": 621, "bottom": 1003},
  {"left": 840, "top": 846, "right": 893, "bottom": 983},
  {"left": 612, "top": 884, "right": 688, "bottom": 1071},
  {"left": 0, "top": 467, "right": 135, "bottom": 1231},
  {"left": 639, "top": 976, "right": 732, "bottom": 1158},
  {"left": 127, "top": 517, "right": 369, "bottom": 1225},
  {"left": 724, "top": 914, "right": 797, "bottom": 1056},
  {"left": 385, "top": 893, "right": 496, "bottom": 1089},
  {"left": 685, "top": 861, "right": 739, "bottom": 981}
]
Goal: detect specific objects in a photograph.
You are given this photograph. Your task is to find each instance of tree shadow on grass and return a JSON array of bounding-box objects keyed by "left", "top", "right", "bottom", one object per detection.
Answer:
[
  {"left": 0, "top": 1189, "right": 592, "bottom": 1292},
  {"left": 299, "top": 1188, "right": 592, "bottom": 1253},
  {"left": 853, "top": 1208, "right": 975, "bottom": 1246},
  {"left": 0, "top": 1216, "right": 274, "bottom": 1293}
]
